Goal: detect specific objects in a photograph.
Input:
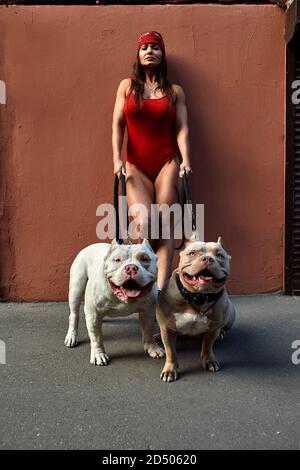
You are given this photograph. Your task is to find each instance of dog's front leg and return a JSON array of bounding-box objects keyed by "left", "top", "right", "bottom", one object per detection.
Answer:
[
  {"left": 84, "top": 306, "right": 110, "bottom": 366},
  {"left": 139, "top": 310, "right": 165, "bottom": 359},
  {"left": 64, "top": 301, "right": 80, "bottom": 348},
  {"left": 200, "top": 329, "right": 221, "bottom": 372},
  {"left": 159, "top": 327, "right": 178, "bottom": 382}
]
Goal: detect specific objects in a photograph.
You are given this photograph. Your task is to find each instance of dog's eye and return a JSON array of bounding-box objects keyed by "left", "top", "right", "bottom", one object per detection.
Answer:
[
  {"left": 187, "top": 251, "right": 195, "bottom": 256},
  {"left": 141, "top": 256, "right": 150, "bottom": 263},
  {"left": 113, "top": 257, "right": 122, "bottom": 263},
  {"left": 217, "top": 253, "right": 225, "bottom": 260}
]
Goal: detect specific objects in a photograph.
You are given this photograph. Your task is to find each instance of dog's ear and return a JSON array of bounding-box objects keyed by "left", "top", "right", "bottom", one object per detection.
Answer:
[
  {"left": 104, "top": 238, "right": 118, "bottom": 260},
  {"left": 184, "top": 238, "right": 194, "bottom": 249},
  {"left": 217, "top": 236, "right": 223, "bottom": 246},
  {"left": 111, "top": 238, "right": 119, "bottom": 247},
  {"left": 217, "top": 236, "right": 231, "bottom": 259},
  {"left": 141, "top": 239, "right": 157, "bottom": 259},
  {"left": 142, "top": 238, "right": 151, "bottom": 249},
  {"left": 184, "top": 231, "right": 203, "bottom": 249},
  {"left": 185, "top": 230, "right": 201, "bottom": 246}
]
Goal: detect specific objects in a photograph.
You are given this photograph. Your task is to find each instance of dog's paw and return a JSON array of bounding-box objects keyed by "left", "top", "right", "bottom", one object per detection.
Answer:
[
  {"left": 201, "top": 356, "right": 220, "bottom": 372},
  {"left": 64, "top": 331, "right": 78, "bottom": 348},
  {"left": 160, "top": 364, "right": 178, "bottom": 383},
  {"left": 145, "top": 343, "right": 165, "bottom": 359},
  {"left": 90, "top": 349, "right": 110, "bottom": 366}
]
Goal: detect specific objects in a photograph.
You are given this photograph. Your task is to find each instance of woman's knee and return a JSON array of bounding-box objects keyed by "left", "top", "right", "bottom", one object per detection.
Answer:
[
  {"left": 129, "top": 210, "right": 152, "bottom": 241},
  {"left": 156, "top": 201, "right": 182, "bottom": 239}
]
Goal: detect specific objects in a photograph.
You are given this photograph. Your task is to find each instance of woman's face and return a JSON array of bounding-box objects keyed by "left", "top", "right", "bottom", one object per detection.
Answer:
[{"left": 138, "top": 42, "right": 163, "bottom": 67}]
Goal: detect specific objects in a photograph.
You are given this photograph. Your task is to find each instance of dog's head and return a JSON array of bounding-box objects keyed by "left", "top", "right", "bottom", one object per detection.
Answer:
[
  {"left": 104, "top": 239, "right": 157, "bottom": 303},
  {"left": 178, "top": 237, "right": 231, "bottom": 294}
]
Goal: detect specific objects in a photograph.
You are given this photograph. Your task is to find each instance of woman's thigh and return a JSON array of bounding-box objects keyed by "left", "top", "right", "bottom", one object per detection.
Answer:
[
  {"left": 125, "top": 161, "right": 155, "bottom": 240},
  {"left": 154, "top": 154, "right": 183, "bottom": 205},
  {"left": 154, "top": 155, "right": 183, "bottom": 240}
]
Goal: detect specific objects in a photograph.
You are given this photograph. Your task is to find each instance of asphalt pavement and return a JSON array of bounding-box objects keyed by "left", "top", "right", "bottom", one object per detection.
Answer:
[{"left": 0, "top": 294, "right": 299, "bottom": 450}]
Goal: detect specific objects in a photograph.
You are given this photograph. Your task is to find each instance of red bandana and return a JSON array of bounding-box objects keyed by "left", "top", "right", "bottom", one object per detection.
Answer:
[{"left": 136, "top": 31, "right": 165, "bottom": 54}]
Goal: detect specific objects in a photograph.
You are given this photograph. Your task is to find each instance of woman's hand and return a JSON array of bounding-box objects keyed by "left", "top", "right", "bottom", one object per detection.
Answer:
[
  {"left": 179, "top": 161, "right": 192, "bottom": 178},
  {"left": 114, "top": 159, "right": 126, "bottom": 179}
]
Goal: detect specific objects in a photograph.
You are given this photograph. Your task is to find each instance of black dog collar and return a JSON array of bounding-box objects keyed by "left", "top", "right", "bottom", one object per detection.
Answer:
[{"left": 175, "top": 272, "right": 224, "bottom": 306}]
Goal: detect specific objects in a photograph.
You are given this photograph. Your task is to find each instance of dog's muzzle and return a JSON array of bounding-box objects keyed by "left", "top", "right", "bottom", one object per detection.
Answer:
[
  {"left": 182, "top": 268, "right": 226, "bottom": 287},
  {"left": 108, "top": 277, "right": 154, "bottom": 302}
]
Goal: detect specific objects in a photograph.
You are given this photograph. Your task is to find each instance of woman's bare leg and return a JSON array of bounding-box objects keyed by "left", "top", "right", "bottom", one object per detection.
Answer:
[
  {"left": 154, "top": 155, "right": 183, "bottom": 290},
  {"left": 125, "top": 157, "right": 182, "bottom": 289},
  {"left": 125, "top": 161, "right": 155, "bottom": 244}
]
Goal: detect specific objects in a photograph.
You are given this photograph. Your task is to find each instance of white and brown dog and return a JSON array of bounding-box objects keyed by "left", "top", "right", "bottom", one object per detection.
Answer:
[
  {"left": 157, "top": 237, "right": 236, "bottom": 382},
  {"left": 64, "top": 239, "right": 165, "bottom": 365}
]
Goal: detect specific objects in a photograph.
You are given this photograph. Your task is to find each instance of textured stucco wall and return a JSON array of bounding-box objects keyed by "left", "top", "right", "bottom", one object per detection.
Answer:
[{"left": 0, "top": 4, "right": 285, "bottom": 300}]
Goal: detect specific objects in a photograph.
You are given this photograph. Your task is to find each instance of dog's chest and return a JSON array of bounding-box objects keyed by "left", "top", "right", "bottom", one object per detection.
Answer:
[{"left": 173, "top": 311, "right": 209, "bottom": 336}]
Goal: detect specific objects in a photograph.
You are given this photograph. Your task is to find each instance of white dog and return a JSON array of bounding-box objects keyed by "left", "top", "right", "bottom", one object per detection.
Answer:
[{"left": 64, "top": 239, "right": 165, "bottom": 365}]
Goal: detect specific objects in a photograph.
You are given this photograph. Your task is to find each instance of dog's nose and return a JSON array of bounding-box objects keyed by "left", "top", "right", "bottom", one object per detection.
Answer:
[
  {"left": 201, "top": 255, "right": 214, "bottom": 265},
  {"left": 124, "top": 264, "right": 138, "bottom": 275}
]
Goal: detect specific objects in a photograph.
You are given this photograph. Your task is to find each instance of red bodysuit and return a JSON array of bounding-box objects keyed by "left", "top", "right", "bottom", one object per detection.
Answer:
[{"left": 124, "top": 93, "right": 179, "bottom": 182}]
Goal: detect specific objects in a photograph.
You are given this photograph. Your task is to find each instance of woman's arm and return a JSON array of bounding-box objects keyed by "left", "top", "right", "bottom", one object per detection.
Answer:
[
  {"left": 112, "top": 78, "right": 130, "bottom": 177},
  {"left": 173, "top": 84, "right": 192, "bottom": 177}
]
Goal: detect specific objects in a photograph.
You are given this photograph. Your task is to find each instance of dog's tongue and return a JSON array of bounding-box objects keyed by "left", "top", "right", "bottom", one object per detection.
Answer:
[{"left": 121, "top": 286, "right": 142, "bottom": 298}]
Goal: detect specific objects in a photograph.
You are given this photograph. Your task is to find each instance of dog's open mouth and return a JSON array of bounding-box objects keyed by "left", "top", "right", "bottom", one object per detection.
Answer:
[
  {"left": 182, "top": 269, "right": 226, "bottom": 286},
  {"left": 108, "top": 278, "right": 154, "bottom": 301}
]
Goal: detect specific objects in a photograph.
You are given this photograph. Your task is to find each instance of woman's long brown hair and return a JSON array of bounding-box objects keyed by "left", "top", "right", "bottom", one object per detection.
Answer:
[{"left": 127, "top": 50, "right": 176, "bottom": 109}]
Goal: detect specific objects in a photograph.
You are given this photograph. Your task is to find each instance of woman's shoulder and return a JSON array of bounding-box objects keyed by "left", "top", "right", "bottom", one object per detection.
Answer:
[
  {"left": 118, "top": 78, "right": 132, "bottom": 97},
  {"left": 171, "top": 83, "right": 185, "bottom": 99}
]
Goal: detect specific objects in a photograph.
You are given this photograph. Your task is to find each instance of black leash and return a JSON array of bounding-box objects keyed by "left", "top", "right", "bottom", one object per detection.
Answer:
[
  {"left": 175, "top": 171, "right": 197, "bottom": 250},
  {"left": 114, "top": 173, "right": 129, "bottom": 244}
]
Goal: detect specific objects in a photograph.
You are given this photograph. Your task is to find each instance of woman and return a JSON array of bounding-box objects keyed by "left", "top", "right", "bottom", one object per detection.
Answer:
[{"left": 112, "top": 31, "right": 192, "bottom": 293}]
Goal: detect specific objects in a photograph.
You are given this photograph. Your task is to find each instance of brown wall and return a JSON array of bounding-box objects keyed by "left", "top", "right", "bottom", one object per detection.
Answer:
[{"left": 0, "top": 4, "right": 285, "bottom": 300}]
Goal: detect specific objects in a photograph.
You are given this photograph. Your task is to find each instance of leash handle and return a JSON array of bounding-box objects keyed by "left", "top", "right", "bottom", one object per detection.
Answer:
[
  {"left": 113, "top": 175, "right": 122, "bottom": 244},
  {"left": 183, "top": 172, "right": 197, "bottom": 233},
  {"left": 114, "top": 173, "right": 129, "bottom": 244},
  {"left": 175, "top": 170, "right": 197, "bottom": 250},
  {"left": 120, "top": 173, "right": 129, "bottom": 241},
  {"left": 182, "top": 172, "right": 191, "bottom": 203}
]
